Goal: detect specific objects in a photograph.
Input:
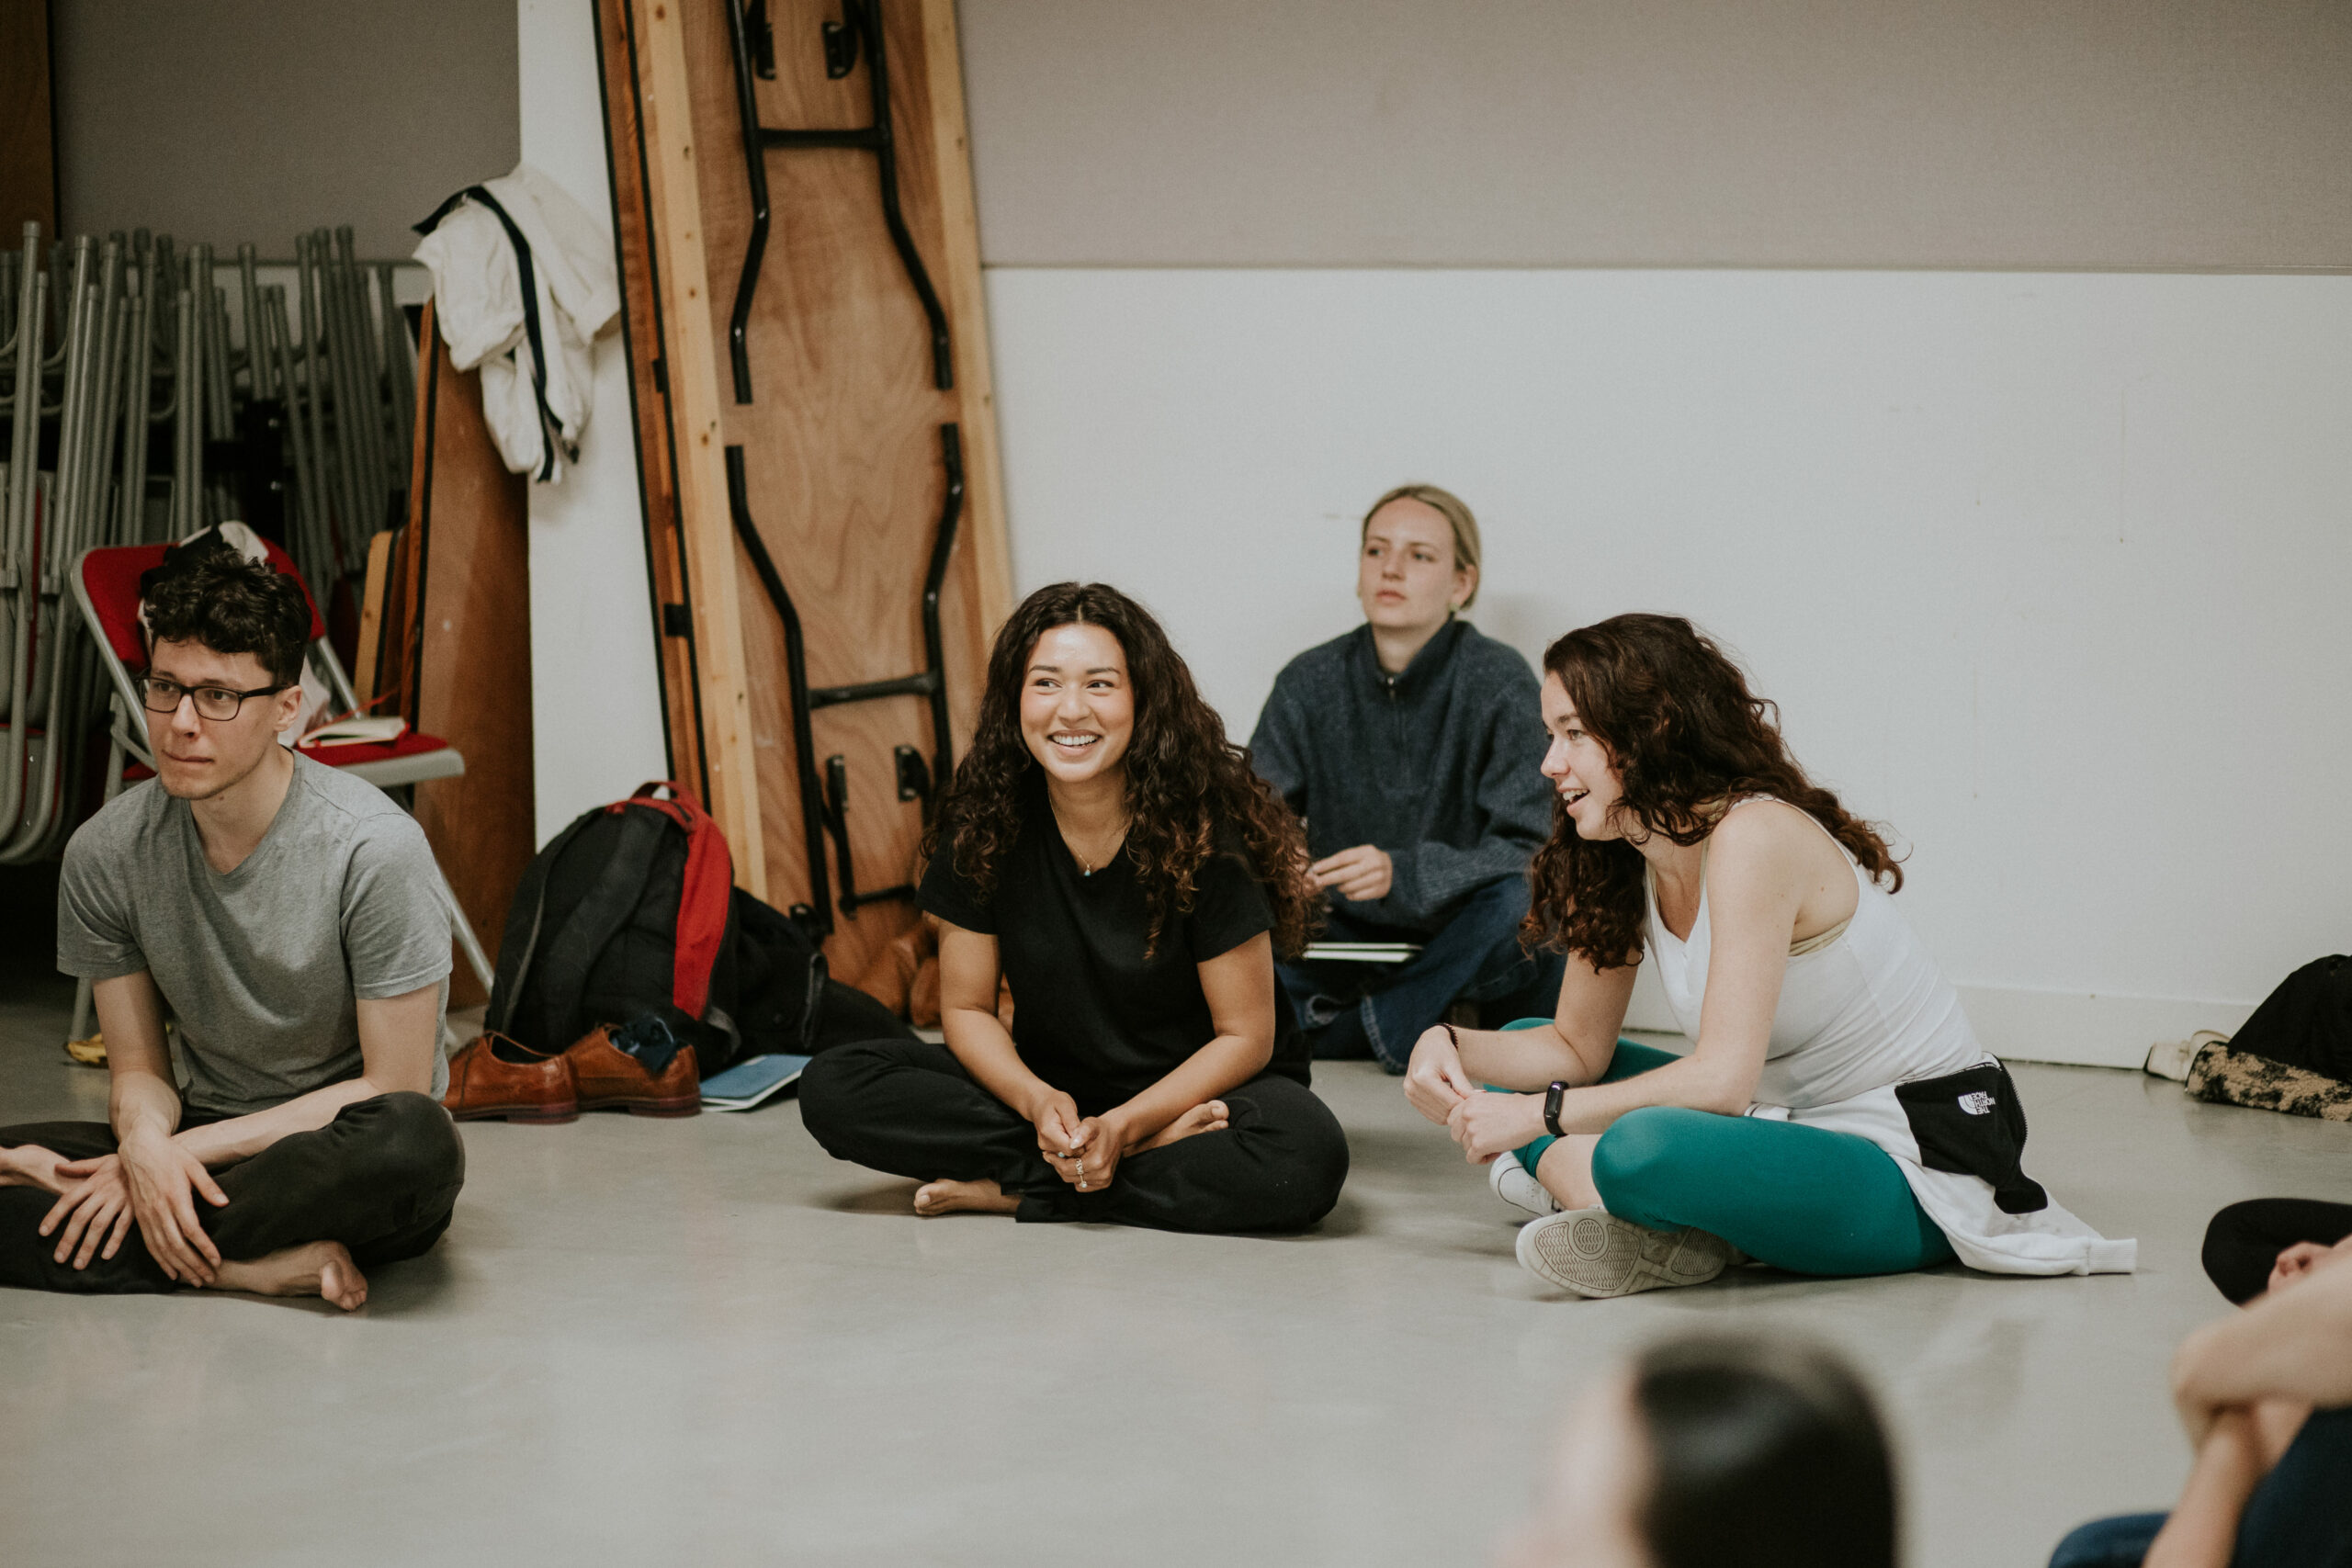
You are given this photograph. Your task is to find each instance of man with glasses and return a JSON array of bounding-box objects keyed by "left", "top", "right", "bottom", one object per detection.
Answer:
[{"left": 0, "top": 551, "right": 462, "bottom": 1308}]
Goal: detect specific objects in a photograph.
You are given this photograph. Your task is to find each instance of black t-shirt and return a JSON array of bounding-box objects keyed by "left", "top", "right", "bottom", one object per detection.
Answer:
[{"left": 919, "top": 780, "right": 1306, "bottom": 1102}]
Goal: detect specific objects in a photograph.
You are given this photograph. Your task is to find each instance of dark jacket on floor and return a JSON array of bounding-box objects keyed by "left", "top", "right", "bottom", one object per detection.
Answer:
[{"left": 1248, "top": 619, "right": 1550, "bottom": 936}]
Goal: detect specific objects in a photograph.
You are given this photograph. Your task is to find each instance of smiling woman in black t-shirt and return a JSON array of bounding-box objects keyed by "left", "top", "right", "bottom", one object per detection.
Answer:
[{"left": 798, "top": 583, "right": 1349, "bottom": 1233}]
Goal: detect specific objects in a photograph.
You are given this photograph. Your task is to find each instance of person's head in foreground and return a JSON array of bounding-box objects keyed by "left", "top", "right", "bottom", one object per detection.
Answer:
[
  {"left": 1523, "top": 611, "right": 1903, "bottom": 963},
  {"left": 937, "top": 580, "right": 1314, "bottom": 955},
  {"left": 1507, "top": 1334, "right": 1899, "bottom": 1568},
  {"left": 1359, "top": 483, "right": 1481, "bottom": 648},
  {"left": 140, "top": 550, "right": 310, "bottom": 802}
]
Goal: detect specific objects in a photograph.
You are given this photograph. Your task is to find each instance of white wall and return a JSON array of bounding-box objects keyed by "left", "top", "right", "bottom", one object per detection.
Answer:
[
  {"left": 514, "top": 0, "right": 668, "bottom": 840},
  {"left": 493, "top": 8, "right": 2352, "bottom": 1068},
  {"left": 985, "top": 267, "right": 2352, "bottom": 1063}
]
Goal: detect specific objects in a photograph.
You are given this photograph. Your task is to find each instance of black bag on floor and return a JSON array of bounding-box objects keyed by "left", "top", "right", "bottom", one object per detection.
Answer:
[
  {"left": 2227, "top": 954, "right": 2352, "bottom": 1082},
  {"left": 489, "top": 782, "right": 914, "bottom": 1072},
  {"left": 488, "top": 783, "right": 750, "bottom": 1068}
]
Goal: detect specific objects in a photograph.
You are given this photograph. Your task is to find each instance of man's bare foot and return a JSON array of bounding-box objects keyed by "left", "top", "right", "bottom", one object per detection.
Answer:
[
  {"left": 1134, "top": 1100, "right": 1229, "bottom": 1153},
  {"left": 209, "top": 1240, "right": 369, "bottom": 1311},
  {"left": 913, "top": 1178, "right": 1021, "bottom": 1216}
]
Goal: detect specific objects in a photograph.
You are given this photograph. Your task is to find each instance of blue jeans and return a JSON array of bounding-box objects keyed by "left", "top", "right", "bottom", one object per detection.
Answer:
[
  {"left": 2049, "top": 1407, "right": 2352, "bottom": 1567},
  {"left": 1276, "top": 876, "right": 1564, "bottom": 1073}
]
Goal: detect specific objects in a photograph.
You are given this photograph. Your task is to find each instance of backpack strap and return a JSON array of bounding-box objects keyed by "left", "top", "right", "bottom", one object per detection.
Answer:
[
  {"left": 483, "top": 808, "right": 603, "bottom": 1037},
  {"left": 621, "top": 781, "right": 735, "bottom": 1018},
  {"left": 522, "top": 806, "right": 673, "bottom": 1049}
]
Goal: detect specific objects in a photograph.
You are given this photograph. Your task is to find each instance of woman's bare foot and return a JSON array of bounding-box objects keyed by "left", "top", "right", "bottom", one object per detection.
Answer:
[
  {"left": 209, "top": 1240, "right": 369, "bottom": 1311},
  {"left": 913, "top": 1178, "right": 1021, "bottom": 1216},
  {"left": 1134, "top": 1100, "right": 1229, "bottom": 1153}
]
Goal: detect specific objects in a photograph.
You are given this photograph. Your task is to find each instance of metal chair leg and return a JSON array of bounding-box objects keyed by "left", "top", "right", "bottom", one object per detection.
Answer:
[{"left": 434, "top": 861, "right": 497, "bottom": 996}]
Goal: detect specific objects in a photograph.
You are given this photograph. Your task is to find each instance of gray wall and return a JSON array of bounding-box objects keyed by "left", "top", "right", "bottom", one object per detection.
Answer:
[
  {"left": 53, "top": 2, "right": 2351, "bottom": 267},
  {"left": 958, "top": 0, "right": 2352, "bottom": 268},
  {"left": 51, "top": 0, "right": 518, "bottom": 256}
]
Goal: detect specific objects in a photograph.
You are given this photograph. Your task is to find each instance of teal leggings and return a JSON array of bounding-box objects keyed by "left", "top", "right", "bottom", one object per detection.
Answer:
[{"left": 1503, "top": 1027, "right": 1955, "bottom": 1278}]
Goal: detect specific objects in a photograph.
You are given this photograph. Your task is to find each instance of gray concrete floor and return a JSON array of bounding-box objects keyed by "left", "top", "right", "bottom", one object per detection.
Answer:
[{"left": 2, "top": 973, "right": 2347, "bottom": 1568}]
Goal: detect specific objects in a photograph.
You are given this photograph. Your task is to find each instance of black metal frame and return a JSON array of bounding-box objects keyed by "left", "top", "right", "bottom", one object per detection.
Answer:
[
  {"left": 718, "top": 0, "right": 967, "bottom": 937},
  {"left": 725, "top": 424, "right": 963, "bottom": 936},
  {"left": 723, "top": 0, "right": 952, "bottom": 403}
]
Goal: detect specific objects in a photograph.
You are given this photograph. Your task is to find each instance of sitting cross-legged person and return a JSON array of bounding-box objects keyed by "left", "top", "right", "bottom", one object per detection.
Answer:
[
  {"left": 0, "top": 552, "right": 463, "bottom": 1310},
  {"left": 1251, "top": 484, "right": 1561, "bottom": 1071},
  {"left": 799, "top": 581, "right": 1350, "bottom": 1233},
  {"left": 2049, "top": 1233, "right": 2352, "bottom": 1568},
  {"left": 1408, "top": 613, "right": 2132, "bottom": 1296}
]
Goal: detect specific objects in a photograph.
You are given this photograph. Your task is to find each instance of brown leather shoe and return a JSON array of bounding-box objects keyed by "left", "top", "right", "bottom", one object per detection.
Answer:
[
  {"left": 443, "top": 1033, "right": 580, "bottom": 1123},
  {"left": 566, "top": 1025, "right": 701, "bottom": 1117}
]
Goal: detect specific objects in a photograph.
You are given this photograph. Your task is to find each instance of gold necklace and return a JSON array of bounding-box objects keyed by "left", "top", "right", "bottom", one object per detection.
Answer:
[{"left": 1054, "top": 807, "right": 1128, "bottom": 876}]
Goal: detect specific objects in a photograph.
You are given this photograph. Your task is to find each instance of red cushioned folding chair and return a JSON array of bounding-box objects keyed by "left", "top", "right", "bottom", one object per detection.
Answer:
[{"left": 71, "top": 540, "right": 497, "bottom": 1016}]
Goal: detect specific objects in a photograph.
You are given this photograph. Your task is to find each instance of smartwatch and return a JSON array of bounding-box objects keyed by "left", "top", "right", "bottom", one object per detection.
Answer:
[{"left": 1543, "top": 1080, "right": 1569, "bottom": 1138}]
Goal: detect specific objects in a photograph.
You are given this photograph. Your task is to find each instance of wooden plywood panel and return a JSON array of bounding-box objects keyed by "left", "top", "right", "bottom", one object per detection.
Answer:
[
  {"left": 629, "top": 0, "right": 770, "bottom": 898},
  {"left": 0, "top": 0, "right": 57, "bottom": 234},
  {"left": 920, "top": 0, "right": 1012, "bottom": 640},
  {"left": 670, "top": 0, "right": 1001, "bottom": 987},
  {"left": 407, "top": 326, "right": 534, "bottom": 1010},
  {"left": 604, "top": 0, "right": 1010, "bottom": 994}
]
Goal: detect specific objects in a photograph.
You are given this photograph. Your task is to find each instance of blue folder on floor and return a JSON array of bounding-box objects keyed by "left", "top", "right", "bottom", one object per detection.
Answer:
[{"left": 699, "top": 1054, "right": 813, "bottom": 1111}]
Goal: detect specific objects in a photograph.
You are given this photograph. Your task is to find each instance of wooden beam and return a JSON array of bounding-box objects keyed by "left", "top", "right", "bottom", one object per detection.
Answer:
[
  {"left": 628, "top": 0, "right": 768, "bottom": 897},
  {"left": 595, "top": 0, "right": 708, "bottom": 807},
  {"left": 921, "top": 0, "right": 1014, "bottom": 637},
  {"left": 0, "top": 0, "right": 58, "bottom": 235}
]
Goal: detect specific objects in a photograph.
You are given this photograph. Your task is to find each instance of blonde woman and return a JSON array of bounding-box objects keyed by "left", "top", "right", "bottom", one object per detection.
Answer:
[{"left": 1250, "top": 485, "right": 1562, "bottom": 1071}]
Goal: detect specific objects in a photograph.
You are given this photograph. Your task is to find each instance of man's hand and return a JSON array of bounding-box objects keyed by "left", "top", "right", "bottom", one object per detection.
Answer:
[
  {"left": 1309, "top": 844, "right": 1392, "bottom": 902},
  {"left": 39, "top": 1153, "right": 138, "bottom": 1269},
  {"left": 116, "top": 1131, "right": 228, "bottom": 1286},
  {"left": 1403, "top": 1025, "right": 1477, "bottom": 1124},
  {"left": 1448, "top": 1090, "right": 1546, "bottom": 1164}
]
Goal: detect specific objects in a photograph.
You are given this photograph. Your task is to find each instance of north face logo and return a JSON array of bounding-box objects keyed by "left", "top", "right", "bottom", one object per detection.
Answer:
[{"left": 1958, "top": 1091, "right": 1996, "bottom": 1116}]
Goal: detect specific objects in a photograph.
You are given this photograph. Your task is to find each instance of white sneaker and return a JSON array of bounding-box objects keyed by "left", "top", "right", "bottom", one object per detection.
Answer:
[
  {"left": 1488, "top": 1152, "right": 1561, "bottom": 1217},
  {"left": 2143, "top": 1030, "right": 2229, "bottom": 1083},
  {"left": 1516, "top": 1207, "right": 1733, "bottom": 1298}
]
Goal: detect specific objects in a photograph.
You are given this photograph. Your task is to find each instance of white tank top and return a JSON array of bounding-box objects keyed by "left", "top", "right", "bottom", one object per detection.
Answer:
[{"left": 1643, "top": 798, "right": 1985, "bottom": 1110}]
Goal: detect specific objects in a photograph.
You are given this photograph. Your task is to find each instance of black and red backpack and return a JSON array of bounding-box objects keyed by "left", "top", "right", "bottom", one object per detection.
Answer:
[
  {"left": 485, "top": 781, "right": 913, "bottom": 1070},
  {"left": 487, "top": 783, "right": 799, "bottom": 1071}
]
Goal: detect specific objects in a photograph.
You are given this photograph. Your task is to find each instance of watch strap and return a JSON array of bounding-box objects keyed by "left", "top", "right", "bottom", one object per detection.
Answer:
[{"left": 1543, "top": 1080, "right": 1569, "bottom": 1138}]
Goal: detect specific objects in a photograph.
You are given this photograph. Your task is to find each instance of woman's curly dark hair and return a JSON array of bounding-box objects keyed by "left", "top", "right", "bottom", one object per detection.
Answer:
[
  {"left": 926, "top": 582, "right": 1316, "bottom": 958},
  {"left": 1523, "top": 613, "right": 1902, "bottom": 970}
]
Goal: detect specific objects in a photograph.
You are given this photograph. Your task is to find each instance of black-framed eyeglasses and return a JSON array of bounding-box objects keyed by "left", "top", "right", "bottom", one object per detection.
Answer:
[{"left": 136, "top": 675, "right": 289, "bottom": 722}]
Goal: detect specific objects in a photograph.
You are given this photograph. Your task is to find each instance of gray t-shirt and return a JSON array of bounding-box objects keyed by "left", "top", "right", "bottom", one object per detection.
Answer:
[{"left": 57, "top": 753, "right": 452, "bottom": 1117}]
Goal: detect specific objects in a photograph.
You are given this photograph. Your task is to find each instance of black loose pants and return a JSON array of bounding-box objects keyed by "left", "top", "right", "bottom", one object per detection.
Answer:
[
  {"left": 800, "top": 1038, "right": 1350, "bottom": 1234},
  {"left": 0, "top": 1091, "right": 465, "bottom": 1294}
]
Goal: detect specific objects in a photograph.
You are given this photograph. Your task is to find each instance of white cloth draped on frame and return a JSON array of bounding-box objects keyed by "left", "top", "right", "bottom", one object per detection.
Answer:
[{"left": 412, "top": 164, "right": 619, "bottom": 483}]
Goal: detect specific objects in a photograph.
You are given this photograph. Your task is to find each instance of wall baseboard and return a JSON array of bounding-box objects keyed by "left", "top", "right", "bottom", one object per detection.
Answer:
[
  {"left": 1623, "top": 967, "right": 2256, "bottom": 1071},
  {"left": 1953, "top": 986, "right": 2254, "bottom": 1071}
]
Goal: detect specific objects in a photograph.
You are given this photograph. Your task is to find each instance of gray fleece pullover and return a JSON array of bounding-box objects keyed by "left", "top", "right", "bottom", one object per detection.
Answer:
[{"left": 1248, "top": 619, "right": 1552, "bottom": 936}]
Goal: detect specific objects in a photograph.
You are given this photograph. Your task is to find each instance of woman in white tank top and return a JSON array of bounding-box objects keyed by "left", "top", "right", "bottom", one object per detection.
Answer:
[{"left": 1402, "top": 614, "right": 2133, "bottom": 1298}]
